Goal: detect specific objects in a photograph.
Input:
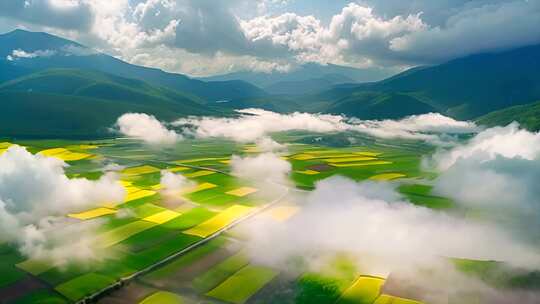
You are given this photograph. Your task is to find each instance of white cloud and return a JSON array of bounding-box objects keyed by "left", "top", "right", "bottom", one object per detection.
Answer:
[
  {"left": 254, "top": 137, "right": 286, "bottom": 152},
  {"left": 430, "top": 124, "right": 540, "bottom": 231},
  {"left": 349, "top": 112, "right": 479, "bottom": 144},
  {"left": 389, "top": 0, "right": 540, "bottom": 63},
  {"left": 0, "top": 0, "right": 94, "bottom": 31},
  {"left": 230, "top": 152, "right": 292, "bottom": 199},
  {"left": 116, "top": 113, "right": 181, "bottom": 145},
  {"left": 431, "top": 123, "right": 540, "bottom": 170},
  {"left": 239, "top": 4, "right": 426, "bottom": 66},
  {"left": 175, "top": 109, "right": 477, "bottom": 144},
  {"left": 159, "top": 170, "right": 195, "bottom": 196},
  {"left": 6, "top": 48, "right": 56, "bottom": 61},
  {"left": 176, "top": 108, "right": 348, "bottom": 142},
  {"left": 61, "top": 44, "right": 99, "bottom": 56},
  {"left": 242, "top": 176, "right": 540, "bottom": 272},
  {"left": 1, "top": 1, "right": 538, "bottom": 74},
  {"left": 231, "top": 152, "right": 291, "bottom": 185},
  {"left": 0, "top": 145, "right": 125, "bottom": 265}
]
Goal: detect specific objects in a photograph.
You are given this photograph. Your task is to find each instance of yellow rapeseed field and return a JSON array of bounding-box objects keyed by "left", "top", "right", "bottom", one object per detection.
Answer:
[
  {"left": 96, "top": 220, "right": 157, "bottom": 248},
  {"left": 143, "top": 210, "right": 181, "bottom": 224},
  {"left": 369, "top": 173, "right": 406, "bottom": 181},
  {"left": 374, "top": 295, "right": 424, "bottom": 304},
  {"left": 323, "top": 156, "right": 377, "bottom": 163},
  {"left": 68, "top": 207, "right": 117, "bottom": 220},
  {"left": 121, "top": 165, "right": 160, "bottom": 176},
  {"left": 180, "top": 182, "right": 218, "bottom": 195},
  {"left": 292, "top": 154, "right": 317, "bottom": 160},
  {"left": 338, "top": 276, "right": 385, "bottom": 304},
  {"left": 295, "top": 170, "right": 320, "bottom": 175},
  {"left": 167, "top": 166, "right": 190, "bottom": 172},
  {"left": 226, "top": 187, "right": 258, "bottom": 197},
  {"left": 39, "top": 148, "right": 92, "bottom": 161},
  {"left": 184, "top": 205, "right": 253, "bottom": 238},
  {"left": 0, "top": 142, "right": 13, "bottom": 154},
  {"left": 184, "top": 170, "right": 216, "bottom": 178}
]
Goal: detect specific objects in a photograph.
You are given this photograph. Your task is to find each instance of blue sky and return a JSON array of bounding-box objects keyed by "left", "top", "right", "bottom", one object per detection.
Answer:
[{"left": 1, "top": 0, "right": 539, "bottom": 76}]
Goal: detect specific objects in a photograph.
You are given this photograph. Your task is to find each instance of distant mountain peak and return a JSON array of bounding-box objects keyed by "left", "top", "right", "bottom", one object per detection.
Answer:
[{"left": 200, "top": 62, "right": 396, "bottom": 95}]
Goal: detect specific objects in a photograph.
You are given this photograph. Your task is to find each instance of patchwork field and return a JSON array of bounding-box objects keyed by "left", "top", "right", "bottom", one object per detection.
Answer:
[{"left": 0, "top": 132, "right": 532, "bottom": 304}]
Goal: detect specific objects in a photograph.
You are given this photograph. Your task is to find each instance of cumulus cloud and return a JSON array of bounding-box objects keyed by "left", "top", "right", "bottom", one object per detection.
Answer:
[
  {"left": 176, "top": 108, "right": 347, "bottom": 142},
  {"left": 230, "top": 152, "right": 292, "bottom": 199},
  {"left": 0, "top": 145, "right": 125, "bottom": 265},
  {"left": 350, "top": 112, "right": 478, "bottom": 144},
  {"left": 431, "top": 123, "right": 540, "bottom": 170},
  {"left": 6, "top": 49, "right": 57, "bottom": 61},
  {"left": 254, "top": 137, "right": 286, "bottom": 152},
  {"left": 1, "top": 1, "right": 538, "bottom": 75},
  {"left": 175, "top": 108, "right": 477, "bottom": 144},
  {"left": 243, "top": 176, "right": 540, "bottom": 268},
  {"left": 430, "top": 124, "right": 540, "bottom": 238},
  {"left": 239, "top": 4, "right": 427, "bottom": 66},
  {"left": 0, "top": 0, "right": 94, "bottom": 31},
  {"left": 116, "top": 113, "right": 181, "bottom": 144},
  {"left": 159, "top": 170, "right": 195, "bottom": 196},
  {"left": 239, "top": 176, "right": 540, "bottom": 302},
  {"left": 231, "top": 152, "right": 291, "bottom": 184}
]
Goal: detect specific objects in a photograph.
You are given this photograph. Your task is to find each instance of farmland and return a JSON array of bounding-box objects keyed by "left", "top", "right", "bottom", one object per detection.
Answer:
[{"left": 0, "top": 132, "right": 535, "bottom": 304}]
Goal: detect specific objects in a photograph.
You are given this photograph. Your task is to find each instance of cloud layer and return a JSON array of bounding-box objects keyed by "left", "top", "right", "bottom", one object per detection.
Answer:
[{"left": 176, "top": 108, "right": 477, "bottom": 144}]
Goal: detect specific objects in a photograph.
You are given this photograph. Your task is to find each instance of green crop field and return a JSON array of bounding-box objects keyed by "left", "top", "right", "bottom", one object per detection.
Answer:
[
  {"left": 55, "top": 273, "right": 116, "bottom": 301},
  {"left": 0, "top": 133, "right": 536, "bottom": 304},
  {"left": 206, "top": 265, "right": 278, "bottom": 304}
]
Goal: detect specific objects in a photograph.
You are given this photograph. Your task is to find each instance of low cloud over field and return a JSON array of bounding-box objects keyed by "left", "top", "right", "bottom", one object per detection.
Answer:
[
  {"left": 431, "top": 123, "right": 540, "bottom": 235},
  {"left": 175, "top": 109, "right": 477, "bottom": 144},
  {"left": 243, "top": 176, "right": 540, "bottom": 269},
  {"left": 115, "top": 109, "right": 477, "bottom": 145},
  {"left": 231, "top": 153, "right": 291, "bottom": 184},
  {"left": 116, "top": 113, "right": 181, "bottom": 144},
  {"left": 241, "top": 175, "right": 540, "bottom": 303},
  {"left": 230, "top": 152, "right": 292, "bottom": 198},
  {"left": 160, "top": 170, "right": 196, "bottom": 196},
  {"left": 0, "top": 146, "right": 125, "bottom": 266},
  {"left": 236, "top": 122, "right": 540, "bottom": 302}
]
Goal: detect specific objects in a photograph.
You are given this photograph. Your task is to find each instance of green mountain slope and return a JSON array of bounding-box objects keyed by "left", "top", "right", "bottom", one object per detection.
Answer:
[
  {"left": 0, "top": 59, "right": 31, "bottom": 83},
  {"left": 0, "top": 68, "right": 213, "bottom": 113},
  {"left": 0, "top": 29, "right": 267, "bottom": 101},
  {"left": 200, "top": 63, "right": 393, "bottom": 87},
  {"left": 325, "top": 92, "right": 437, "bottom": 120},
  {"left": 317, "top": 44, "right": 540, "bottom": 120},
  {"left": 264, "top": 76, "right": 353, "bottom": 95},
  {"left": 0, "top": 91, "right": 189, "bottom": 138},
  {"left": 477, "top": 101, "right": 540, "bottom": 131},
  {"left": 0, "top": 69, "right": 228, "bottom": 138},
  {"left": 201, "top": 63, "right": 394, "bottom": 95}
]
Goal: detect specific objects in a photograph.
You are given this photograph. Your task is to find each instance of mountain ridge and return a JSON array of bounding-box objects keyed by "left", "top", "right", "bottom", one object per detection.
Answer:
[{"left": 0, "top": 29, "right": 267, "bottom": 102}]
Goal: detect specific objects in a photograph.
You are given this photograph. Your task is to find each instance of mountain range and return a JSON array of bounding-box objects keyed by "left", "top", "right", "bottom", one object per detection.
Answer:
[
  {"left": 200, "top": 63, "right": 394, "bottom": 95},
  {"left": 1, "top": 29, "right": 540, "bottom": 138},
  {"left": 231, "top": 44, "right": 540, "bottom": 120},
  {"left": 0, "top": 29, "right": 267, "bottom": 102}
]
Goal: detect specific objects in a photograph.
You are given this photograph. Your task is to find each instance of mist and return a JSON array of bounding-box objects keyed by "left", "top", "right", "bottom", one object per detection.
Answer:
[{"left": 0, "top": 145, "right": 125, "bottom": 266}]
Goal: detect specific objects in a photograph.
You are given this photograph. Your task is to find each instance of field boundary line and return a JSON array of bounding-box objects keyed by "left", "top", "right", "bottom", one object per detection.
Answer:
[{"left": 78, "top": 181, "right": 290, "bottom": 304}]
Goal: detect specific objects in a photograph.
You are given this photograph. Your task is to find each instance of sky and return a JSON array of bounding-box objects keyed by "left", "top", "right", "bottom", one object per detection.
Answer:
[{"left": 0, "top": 0, "right": 539, "bottom": 77}]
